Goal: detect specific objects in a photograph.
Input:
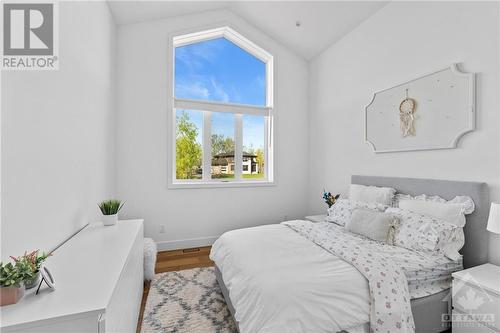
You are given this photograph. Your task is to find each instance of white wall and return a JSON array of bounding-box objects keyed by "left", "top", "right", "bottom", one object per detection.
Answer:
[
  {"left": 308, "top": 2, "right": 500, "bottom": 264},
  {"left": 115, "top": 9, "right": 309, "bottom": 250},
  {"left": 1, "top": 2, "right": 116, "bottom": 258}
]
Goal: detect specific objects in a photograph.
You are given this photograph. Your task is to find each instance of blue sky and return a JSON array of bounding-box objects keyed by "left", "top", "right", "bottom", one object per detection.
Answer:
[{"left": 175, "top": 37, "right": 265, "bottom": 150}]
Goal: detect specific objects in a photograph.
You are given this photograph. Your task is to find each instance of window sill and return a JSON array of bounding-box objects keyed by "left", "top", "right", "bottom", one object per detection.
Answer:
[{"left": 168, "top": 180, "right": 275, "bottom": 189}]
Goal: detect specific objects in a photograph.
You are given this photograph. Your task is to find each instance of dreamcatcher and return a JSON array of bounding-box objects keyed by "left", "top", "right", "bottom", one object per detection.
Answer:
[{"left": 399, "top": 89, "right": 417, "bottom": 137}]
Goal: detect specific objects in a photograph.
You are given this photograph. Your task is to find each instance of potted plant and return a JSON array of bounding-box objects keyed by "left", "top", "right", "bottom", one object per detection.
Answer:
[
  {"left": 11, "top": 250, "right": 51, "bottom": 289},
  {"left": 0, "top": 262, "right": 28, "bottom": 306},
  {"left": 98, "top": 199, "right": 124, "bottom": 226}
]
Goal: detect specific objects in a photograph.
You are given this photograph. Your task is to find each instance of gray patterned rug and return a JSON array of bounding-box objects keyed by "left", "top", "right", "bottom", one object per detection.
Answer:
[{"left": 141, "top": 267, "right": 237, "bottom": 333}]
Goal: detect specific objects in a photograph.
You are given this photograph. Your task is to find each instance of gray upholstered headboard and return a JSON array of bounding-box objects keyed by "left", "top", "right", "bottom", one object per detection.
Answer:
[{"left": 351, "top": 175, "right": 490, "bottom": 269}]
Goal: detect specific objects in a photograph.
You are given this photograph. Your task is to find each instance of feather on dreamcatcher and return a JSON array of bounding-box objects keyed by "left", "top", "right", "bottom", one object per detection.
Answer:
[{"left": 399, "top": 89, "right": 417, "bottom": 137}]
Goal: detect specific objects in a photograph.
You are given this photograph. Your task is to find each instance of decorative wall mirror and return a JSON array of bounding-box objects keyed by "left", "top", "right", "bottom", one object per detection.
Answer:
[{"left": 365, "top": 64, "right": 475, "bottom": 153}]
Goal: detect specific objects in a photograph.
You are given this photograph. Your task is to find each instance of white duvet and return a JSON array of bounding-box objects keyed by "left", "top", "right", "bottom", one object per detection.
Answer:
[
  {"left": 210, "top": 222, "right": 461, "bottom": 333},
  {"left": 210, "top": 224, "right": 370, "bottom": 333}
]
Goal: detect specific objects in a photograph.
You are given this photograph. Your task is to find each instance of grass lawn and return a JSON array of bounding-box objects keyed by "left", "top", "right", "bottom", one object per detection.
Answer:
[{"left": 242, "top": 173, "right": 265, "bottom": 179}]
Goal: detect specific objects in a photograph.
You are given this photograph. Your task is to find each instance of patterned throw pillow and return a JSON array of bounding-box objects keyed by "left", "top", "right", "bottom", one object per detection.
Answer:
[
  {"left": 392, "top": 194, "right": 471, "bottom": 260},
  {"left": 327, "top": 199, "right": 387, "bottom": 226},
  {"left": 386, "top": 207, "right": 457, "bottom": 254}
]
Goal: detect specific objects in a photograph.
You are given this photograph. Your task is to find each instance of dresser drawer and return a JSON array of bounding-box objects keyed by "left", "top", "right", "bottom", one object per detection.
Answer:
[
  {"left": 452, "top": 280, "right": 499, "bottom": 330},
  {"left": 452, "top": 310, "right": 497, "bottom": 333}
]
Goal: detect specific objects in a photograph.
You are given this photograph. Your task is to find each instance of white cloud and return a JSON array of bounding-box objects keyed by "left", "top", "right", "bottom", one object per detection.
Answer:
[
  {"left": 175, "top": 39, "right": 225, "bottom": 72},
  {"left": 210, "top": 78, "right": 230, "bottom": 103},
  {"left": 175, "top": 48, "right": 203, "bottom": 71},
  {"left": 176, "top": 81, "right": 210, "bottom": 100},
  {"left": 255, "top": 75, "right": 265, "bottom": 89}
]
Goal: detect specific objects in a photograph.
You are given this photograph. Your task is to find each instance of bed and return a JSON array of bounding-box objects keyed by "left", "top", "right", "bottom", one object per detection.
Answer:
[{"left": 210, "top": 175, "right": 490, "bottom": 333}]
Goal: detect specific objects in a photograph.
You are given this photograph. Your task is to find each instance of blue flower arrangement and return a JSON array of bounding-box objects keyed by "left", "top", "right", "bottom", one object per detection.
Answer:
[{"left": 323, "top": 190, "right": 340, "bottom": 208}]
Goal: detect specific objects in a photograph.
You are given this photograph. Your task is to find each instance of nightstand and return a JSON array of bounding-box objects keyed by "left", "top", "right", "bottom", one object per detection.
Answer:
[
  {"left": 305, "top": 214, "right": 327, "bottom": 223},
  {"left": 451, "top": 263, "right": 500, "bottom": 332}
]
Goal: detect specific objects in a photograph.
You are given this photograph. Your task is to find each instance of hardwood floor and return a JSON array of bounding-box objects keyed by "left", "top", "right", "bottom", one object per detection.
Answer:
[{"left": 136, "top": 246, "right": 214, "bottom": 333}]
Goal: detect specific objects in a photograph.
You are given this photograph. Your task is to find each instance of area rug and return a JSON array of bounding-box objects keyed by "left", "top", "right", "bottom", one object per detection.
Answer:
[{"left": 141, "top": 267, "right": 237, "bottom": 333}]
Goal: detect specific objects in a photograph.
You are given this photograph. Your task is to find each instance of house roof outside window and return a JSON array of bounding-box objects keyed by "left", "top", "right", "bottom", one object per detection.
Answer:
[{"left": 212, "top": 151, "right": 257, "bottom": 166}]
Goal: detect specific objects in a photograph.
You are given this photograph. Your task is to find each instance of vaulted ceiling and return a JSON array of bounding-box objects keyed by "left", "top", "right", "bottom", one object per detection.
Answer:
[{"left": 107, "top": 1, "right": 387, "bottom": 60}]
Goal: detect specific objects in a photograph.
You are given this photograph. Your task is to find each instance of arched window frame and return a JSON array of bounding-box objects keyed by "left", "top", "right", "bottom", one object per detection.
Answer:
[{"left": 170, "top": 26, "right": 274, "bottom": 188}]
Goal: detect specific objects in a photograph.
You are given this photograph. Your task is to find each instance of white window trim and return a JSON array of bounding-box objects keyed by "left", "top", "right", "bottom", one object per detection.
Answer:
[{"left": 169, "top": 26, "right": 274, "bottom": 189}]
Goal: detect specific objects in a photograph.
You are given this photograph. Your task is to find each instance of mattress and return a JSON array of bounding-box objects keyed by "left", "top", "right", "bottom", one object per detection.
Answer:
[
  {"left": 210, "top": 222, "right": 461, "bottom": 333},
  {"left": 405, "top": 252, "right": 462, "bottom": 299}
]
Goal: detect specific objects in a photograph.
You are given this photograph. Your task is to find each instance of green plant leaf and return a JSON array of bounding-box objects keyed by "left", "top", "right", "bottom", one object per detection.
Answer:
[{"left": 98, "top": 199, "right": 124, "bottom": 215}]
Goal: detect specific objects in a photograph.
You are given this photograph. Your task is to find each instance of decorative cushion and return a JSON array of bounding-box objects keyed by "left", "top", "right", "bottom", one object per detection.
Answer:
[
  {"left": 327, "top": 198, "right": 387, "bottom": 226},
  {"left": 349, "top": 184, "right": 396, "bottom": 206},
  {"left": 345, "top": 208, "right": 399, "bottom": 244}
]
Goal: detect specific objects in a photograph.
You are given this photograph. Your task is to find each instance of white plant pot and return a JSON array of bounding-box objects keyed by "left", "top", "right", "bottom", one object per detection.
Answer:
[{"left": 102, "top": 214, "right": 118, "bottom": 226}]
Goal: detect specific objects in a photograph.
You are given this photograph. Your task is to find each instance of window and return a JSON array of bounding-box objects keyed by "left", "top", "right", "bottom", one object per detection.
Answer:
[{"left": 171, "top": 27, "right": 273, "bottom": 187}]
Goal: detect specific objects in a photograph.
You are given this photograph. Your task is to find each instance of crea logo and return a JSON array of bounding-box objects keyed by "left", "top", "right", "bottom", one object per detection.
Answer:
[{"left": 1, "top": 1, "right": 59, "bottom": 70}]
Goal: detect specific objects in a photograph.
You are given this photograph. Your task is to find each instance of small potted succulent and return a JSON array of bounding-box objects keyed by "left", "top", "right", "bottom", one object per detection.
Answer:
[
  {"left": 99, "top": 199, "right": 124, "bottom": 226},
  {"left": 0, "top": 261, "right": 31, "bottom": 306},
  {"left": 11, "top": 250, "right": 51, "bottom": 289}
]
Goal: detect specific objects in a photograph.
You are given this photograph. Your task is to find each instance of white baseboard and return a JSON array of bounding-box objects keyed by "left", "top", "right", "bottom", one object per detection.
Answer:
[{"left": 156, "top": 236, "right": 219, "bottom": 252}]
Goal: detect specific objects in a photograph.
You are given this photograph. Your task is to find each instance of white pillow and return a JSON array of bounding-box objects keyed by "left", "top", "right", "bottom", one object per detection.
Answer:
[
  {"left": 398, "top": 199, "right": 466, "bottom": 227},
  {"left": 346, "top": 208, "right": 399, "bottom": 244},
  {"left": 393, "top": 193, "right": 475, "bottom": 213},
  {"left": 327, "top": 198, "right": 387, "bottom": 226},
  {"left": 349, "top": 184, "right": 396, "bottom": 206}
]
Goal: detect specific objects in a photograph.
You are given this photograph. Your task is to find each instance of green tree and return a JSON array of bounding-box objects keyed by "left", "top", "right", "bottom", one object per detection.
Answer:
[
  {"left": 176, "top": 112, "right": 202, "bottom": 179},
  {"left": 211, "top": 134, "right": 234, "bottom": 156},
  {"left": 255, "top": 148, "right": 264, "bottom": 174}
]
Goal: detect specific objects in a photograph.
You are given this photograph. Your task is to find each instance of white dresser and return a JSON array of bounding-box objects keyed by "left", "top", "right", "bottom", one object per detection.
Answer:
[
  {"left": 452, "top": 263, "right": 500, "bottom": 333},
  {"left": 0, "top": 219, "right": 144, "bottom": 333}
]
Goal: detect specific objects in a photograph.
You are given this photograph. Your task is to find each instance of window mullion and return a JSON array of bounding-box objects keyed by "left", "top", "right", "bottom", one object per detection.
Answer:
[
  {"left": 172, "top": 107, "right": 177, "bottom": 181},
  {"left": 264, "top": 115, "right": 271, "bottom": 181},
  {"left": 234, "top": 114, "right": 243, "bottom": 180},
  {"left": 202, "top": 111, "right": 212, "bottom": 181}
]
